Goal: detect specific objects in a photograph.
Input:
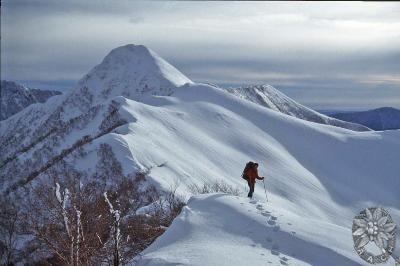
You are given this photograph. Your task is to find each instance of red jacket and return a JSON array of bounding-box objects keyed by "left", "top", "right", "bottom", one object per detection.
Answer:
[{"left": 247, "top": 167, "right": 263, "bottom": 184}]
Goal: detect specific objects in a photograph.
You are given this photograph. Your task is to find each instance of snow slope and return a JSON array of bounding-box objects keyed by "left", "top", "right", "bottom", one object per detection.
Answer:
[
  {"left": 1, "top": 44, "right": 399, "bottom": 264},
  {"left": 136, "top": 194, "right": 373, "bottom": 266},
  {"left": 227, "top": 85, "right": 371, "bottom": 132},
  {"left": 121, "top": 83, "right": 400, "bottom": 265},
  {"left": 330, "top": 107, "right": 400, "bottom": 131}
]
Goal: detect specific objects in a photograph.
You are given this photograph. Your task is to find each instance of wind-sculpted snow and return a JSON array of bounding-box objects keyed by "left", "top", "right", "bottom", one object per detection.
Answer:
[
  {"left": 227, "top": 85, "right": 372, "bottom": 132},
  {"left": 135, "top": 194, "right": 368, "bottom": 265},
  {"left": 0, "top": 44, "right": 399, "bottom": 264}
]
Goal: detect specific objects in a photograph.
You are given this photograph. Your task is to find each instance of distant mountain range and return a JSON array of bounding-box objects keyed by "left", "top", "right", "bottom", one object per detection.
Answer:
[
  {"left": 328, "top": 107, "right": 400, "bottom": 130},
  {"left": 227, "top": 85, "right": 371, "bottom": 131},
  {"left": 1, "top": 80, "right": 61, "bottom": 120}
]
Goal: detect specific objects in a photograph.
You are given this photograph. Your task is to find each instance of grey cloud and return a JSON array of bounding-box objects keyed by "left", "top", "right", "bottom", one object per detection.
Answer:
[
  {"left": 173, "top": 51, "right": 400, "bottom": 86},
  {"left": 3, "top": 0, "right": 168, "bottom": 16},
  {"left": 1, "top": 1, "right": 400, "bottom": 110},
  {"left": 128, "top": 16, "right": 145, "bottom": 24}
]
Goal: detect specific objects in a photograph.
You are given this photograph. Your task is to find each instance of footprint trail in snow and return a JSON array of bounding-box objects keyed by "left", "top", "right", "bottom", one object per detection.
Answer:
[{"left": 249, "top": 198, "right": 295, "bottom": 265}]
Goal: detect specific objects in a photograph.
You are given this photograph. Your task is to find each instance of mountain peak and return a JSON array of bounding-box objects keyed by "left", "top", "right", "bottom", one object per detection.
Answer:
[
  {"left": 77, "top": 44, "right": 192, "bottom": 101},
  {"left": 102, "top": 44, "right": 153, "bottom": 65}
]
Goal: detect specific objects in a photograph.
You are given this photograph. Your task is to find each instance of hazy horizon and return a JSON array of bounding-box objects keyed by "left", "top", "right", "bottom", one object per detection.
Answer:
[{"left": 2, "top": 1, "right": 399, "bottom": 110}]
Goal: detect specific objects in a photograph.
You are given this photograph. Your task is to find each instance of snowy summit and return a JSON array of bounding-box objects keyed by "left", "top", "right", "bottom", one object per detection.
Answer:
[{"left": 77, "top": 44, "right": 192, "bottom": 102}]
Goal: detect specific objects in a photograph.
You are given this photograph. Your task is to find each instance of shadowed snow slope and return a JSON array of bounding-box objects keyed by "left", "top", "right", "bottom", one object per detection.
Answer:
[
  {"left": 1, "top": 45, "right": 399, "bottom": 264},
  {"left": 227, "top": 85, "right": 371, "bottom": 132}
]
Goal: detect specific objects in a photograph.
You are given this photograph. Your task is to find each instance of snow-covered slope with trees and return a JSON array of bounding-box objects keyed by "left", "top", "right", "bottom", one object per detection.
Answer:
[
  {"left": 0, "top": 80, "right": 61, "bottom": 120},
  {"left": 1, "top": 44, "right": 399, "bottom": 264},
  {"left": 227, "top": 85, "right": 371, "bottom": 132},
  {"left": 330, "top": 107, "right": 400, "bottom": 131}
]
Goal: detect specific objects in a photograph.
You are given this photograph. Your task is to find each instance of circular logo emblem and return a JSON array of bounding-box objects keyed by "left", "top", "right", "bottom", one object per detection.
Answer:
[{"left": 352, "top": 207, "right": 397, "bottom": 264}]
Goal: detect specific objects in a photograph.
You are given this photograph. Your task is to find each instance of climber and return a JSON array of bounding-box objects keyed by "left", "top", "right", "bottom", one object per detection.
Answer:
[{"left": 242, "top": 162, "right": 265, "bottom": 198}]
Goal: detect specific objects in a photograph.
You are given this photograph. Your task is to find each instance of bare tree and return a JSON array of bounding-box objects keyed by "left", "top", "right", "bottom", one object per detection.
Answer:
[
  {"left": 0, "top": 196, "right": 20, "bottom": 265},
  {"left": 21, "top": 171, "right": 185, "bottom": 265},
  {"left": 8, "top": 144, "right": 185, "bottom": 264},
  {"left": 22, "top": 169, "right": 111, "bottom": 265},
  {"left": 104, "top": 192, "right": 121, "bottom": 266}
]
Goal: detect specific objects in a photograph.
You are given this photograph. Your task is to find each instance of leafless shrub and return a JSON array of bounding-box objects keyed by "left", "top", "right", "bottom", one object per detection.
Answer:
[
  {"left": 162, "top": 182, "right": 186, "bottom": 223},
  {"left": 188, "top": 179, "right": 242, "bottom": 196},
  {"left": 21, "top": 169, "right": 110, "bottom": 265}
]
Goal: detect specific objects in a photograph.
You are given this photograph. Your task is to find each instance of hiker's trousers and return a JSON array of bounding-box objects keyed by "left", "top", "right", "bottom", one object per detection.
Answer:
[{"left": 247, "top": 181, "right": 255, "bottom": 198}]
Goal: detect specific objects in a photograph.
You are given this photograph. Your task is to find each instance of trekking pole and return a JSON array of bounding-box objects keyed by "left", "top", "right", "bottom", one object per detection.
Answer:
[{"left": 263, "top": 179, "right": 269, "bottom": 202}]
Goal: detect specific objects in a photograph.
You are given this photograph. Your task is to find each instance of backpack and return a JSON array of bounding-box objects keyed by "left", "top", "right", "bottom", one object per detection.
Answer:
[{"left": 242, "top": 161, "right": 254, "bottom": 180}]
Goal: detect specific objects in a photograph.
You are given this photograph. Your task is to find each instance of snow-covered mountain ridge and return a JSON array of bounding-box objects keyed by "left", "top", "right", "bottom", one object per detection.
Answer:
[
  {"left": 227, "top": 85, "right": 371, "bottom": 132},
  {"left": 1, "top": 44, "right": 399, "bottom": 265}
]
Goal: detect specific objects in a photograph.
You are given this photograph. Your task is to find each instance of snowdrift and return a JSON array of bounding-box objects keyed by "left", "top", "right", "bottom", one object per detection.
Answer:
[{"left": 136, "top": 194, "right": 370, "bottom": 265}]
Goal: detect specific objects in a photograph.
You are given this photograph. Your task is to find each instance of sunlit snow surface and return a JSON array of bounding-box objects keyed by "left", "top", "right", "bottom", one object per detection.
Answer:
[
  {"left": 136, "top": 194, "right": 369, "bottom": 265},
  {"left": 122, "top": 84, "right": 400, "bottom": 265}
]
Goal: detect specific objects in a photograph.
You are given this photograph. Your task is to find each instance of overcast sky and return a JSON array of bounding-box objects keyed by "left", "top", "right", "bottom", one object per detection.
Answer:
[{"left": 1, "top": 1, "right": 400, "bottom": 110}]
